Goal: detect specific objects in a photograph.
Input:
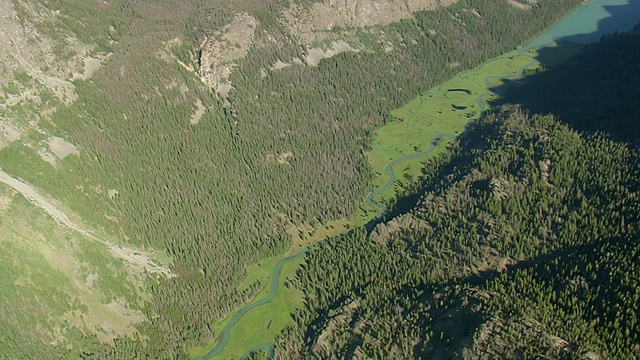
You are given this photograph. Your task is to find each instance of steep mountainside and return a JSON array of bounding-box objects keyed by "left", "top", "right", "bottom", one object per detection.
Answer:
[
  {"left": 0, "top": 0, "right": 585, "bottom": 358},
  {"left": 276, "top": 30, "right": 640, "bottom": 359}
]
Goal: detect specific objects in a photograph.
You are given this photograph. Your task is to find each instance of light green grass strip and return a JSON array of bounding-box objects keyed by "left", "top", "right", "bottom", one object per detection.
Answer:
[
  {"left": 191, "top": 46, "right": 542, "bottom": 359},
  {"left": 360, "top": 47, "right": 539, "bottom": 221}
]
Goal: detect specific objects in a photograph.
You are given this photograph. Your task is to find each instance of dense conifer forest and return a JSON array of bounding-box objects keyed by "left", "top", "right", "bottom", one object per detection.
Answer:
[
  {"left": 5, "top": 0, "right": 639, "bottom": 358},
  {"left": 16, "top": 1, "right": 580, "bottom": 358},
  {"left": 273, "top": 30, "right": 640, "bottom": 359}
]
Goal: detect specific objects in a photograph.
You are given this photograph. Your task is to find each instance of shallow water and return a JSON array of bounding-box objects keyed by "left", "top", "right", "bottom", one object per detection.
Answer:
[
  {"left": 524, "top": 0, "right": 640, "bottom": 49},
  {"left": 194, "top": 2, "right": 640, "bottom": 358}
]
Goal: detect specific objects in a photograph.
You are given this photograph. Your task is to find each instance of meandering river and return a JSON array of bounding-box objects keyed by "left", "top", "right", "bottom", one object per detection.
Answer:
[{"left": 194, "top": 1, "right": 640, "bottom": 358}]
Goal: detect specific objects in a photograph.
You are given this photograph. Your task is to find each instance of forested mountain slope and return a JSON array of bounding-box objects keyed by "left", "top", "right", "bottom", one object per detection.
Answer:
[
  {"left": 496, "top": 28, "right": 640, "bottom": 146},
  {"left": 0, "top": 0, "right": 585, "bottom": 357},
  {"left": 275, "top": 30, "right": 640, "bottom": 359}
]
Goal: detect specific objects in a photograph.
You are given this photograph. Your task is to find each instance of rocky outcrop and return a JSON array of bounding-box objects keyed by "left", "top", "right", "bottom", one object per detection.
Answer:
[
  {"left": 283, "top": 0, "right": 458, "bottom": 44},
  {"left": 196, "top": 12, "right": 258, "bottom": 98},
  {"left": 0, "top": 0, "right": 103, "bottom": 105}
]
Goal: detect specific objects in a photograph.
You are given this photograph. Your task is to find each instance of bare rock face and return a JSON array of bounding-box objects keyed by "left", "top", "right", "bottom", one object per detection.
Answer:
[
  {"left": 0, "top": 0, "right": 106, "bottom": 105},
  {"left": 0, "top": 0, "right": 108, "bottom": 152},
  {"left": 283, "top": 0, "right": 458, "bottom": 44},
  {"left": 196, "top": 13, "right": 258, "bottom": 98},
  {"left": 326, "top": 0, "right": 412, "bottom": 26},
  {"left": 305, "top": 40, "right": 357, "bottom": 66}
]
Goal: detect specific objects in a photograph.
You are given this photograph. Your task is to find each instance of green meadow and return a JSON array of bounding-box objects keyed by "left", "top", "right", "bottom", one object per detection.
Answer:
[
  {"left": 190, "top": 219, "right": 348, "bottom": 359},
  {"left": 363, "top": 48, "right": 540, "bottom": 215},
  {"left": 190, "top": 255, "right": 305, "bottom": 359},
  {"left": 192, "top": 45, "right": 545, "bottom": 358}
]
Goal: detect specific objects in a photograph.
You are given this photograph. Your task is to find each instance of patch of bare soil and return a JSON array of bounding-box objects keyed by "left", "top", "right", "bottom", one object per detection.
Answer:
[
  {"left": 539, "top": 158, "right": 554, "bottom": 187},
  {"left": 271, "top": 60, "right": 290, "bottom": 70},
  {"left": 34, "top": 136, "right": 78, "bottom": 168},
  {"left": 282, "top": 0, "right": 458, "bottom": 45},
  {"left": 48, "top": 136, "right": 79, "bottom": 159},
  {"left": 305, "top": 40, "right": 358, "bottom": 66},
  {"left": 190, "top": 98, "right": 206, "bottom": 124},
  {"left": 108, "top": 188, "right": 119, "bottom": 200},
  {"left": 197, "top": 12, "right": 258, "bottom": 98},
  {"left": 72, "top": 53, "right": 111, "bottom": 80},
  {"left": 217, "top": 82, "right": 233, "bottom": 105},
  {"left": 106, "top": 300, "right": 145, "bottom": 324},
  {"left": 507, "top": 0, "right": 532, "bottom": 10},
  {"left": 84, "top": 272, "right": 99, "bottom": 288},
  {"left": 0, "top": 119, "right": 22, "bottom": 149},
  {"left": 277, "top": 151, "right": 294, "bottom": 164},
  {"left": 37, "top": 147, "right": 58, "bottom": 167}
]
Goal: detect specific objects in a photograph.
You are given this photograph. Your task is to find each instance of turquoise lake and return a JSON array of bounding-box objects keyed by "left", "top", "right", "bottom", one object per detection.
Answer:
[
  {"left": 524, "top": 0, "right": 640, "bottom": 49},
  {"left": 193, "top": 1, "right": 640, "bottom": 358}
]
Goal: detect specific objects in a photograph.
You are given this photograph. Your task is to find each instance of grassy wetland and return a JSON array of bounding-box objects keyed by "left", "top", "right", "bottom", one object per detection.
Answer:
[{"left": 5, "top": 0, "right": 636, "bottom": 358}]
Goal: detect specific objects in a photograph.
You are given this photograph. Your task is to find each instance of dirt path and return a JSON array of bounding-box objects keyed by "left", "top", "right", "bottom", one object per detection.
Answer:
[{"left": 0, "top": 169, "right": 175, "bottom": 278}]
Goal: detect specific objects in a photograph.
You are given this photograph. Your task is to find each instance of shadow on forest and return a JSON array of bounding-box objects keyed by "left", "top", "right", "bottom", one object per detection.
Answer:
[
  {"left": 493, "top": 5, "right": 640, "bottom": 146},
  {"left": 536, "top": 1, "right": 640, "bottom": 46},
  {"left": 404, "top": 10, "right": 640, "bottom": 357},
  {"left": 377, "top": 7, "right": 640, "bottom": 230},
  {"left": 405, "top": 233, "right": 626, "bottom": 359},
  {"left": 366, "top": 113, "right": 498, "bottom": 232},
  {"left": 367, "top": 11, "right": 640, "bottom": 358}
]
